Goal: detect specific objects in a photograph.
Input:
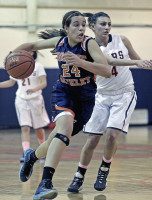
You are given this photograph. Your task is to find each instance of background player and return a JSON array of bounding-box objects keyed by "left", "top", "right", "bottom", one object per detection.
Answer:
[
  {"left": 0, "top": 51, "right": 50, "bottom": 162},
  {"left": 67, "top": 12, "right": 152, "bottom": 193}
]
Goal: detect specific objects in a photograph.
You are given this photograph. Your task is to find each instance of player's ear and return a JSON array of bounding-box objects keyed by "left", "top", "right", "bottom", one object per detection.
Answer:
[
  {"left": 64, "top": 25, "right": 68, "bottom": 33},
  {"left": 90, "top": 23, "right": 95, "bottom": 31}
]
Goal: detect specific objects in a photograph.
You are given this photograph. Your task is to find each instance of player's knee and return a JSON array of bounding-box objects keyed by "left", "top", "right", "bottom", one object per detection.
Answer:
[
  {"left": 107, "top": 135, "right": 115, "bottom": 144},
  {"left": 56, "top": 123, "right": 73, "bottom": 136},
  {"left": 21, "top": 126, "right": 30, "bottom": 133},
  {"left": 54, "top": 133, "right": 70, "bottom": 146},
  {"left": 87, "top": 135, "right": 101, "bottom": 149},
  {"left": 107, "top": 129, "right": 120, "bottom": 143}
]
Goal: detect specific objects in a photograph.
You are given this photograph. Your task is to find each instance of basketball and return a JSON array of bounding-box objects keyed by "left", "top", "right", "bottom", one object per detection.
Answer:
[{"left": 5, "top": 50, "right": 35, "bottom": 79}]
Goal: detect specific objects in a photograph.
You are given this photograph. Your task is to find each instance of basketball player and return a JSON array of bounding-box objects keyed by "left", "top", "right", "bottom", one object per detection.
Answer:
[
  {"left": 67, "top": 12, "right": 152, "bottom": 193},
  {"left": 0, "top": 51, "right": 50, "bottom": 162},
  {"left": 9, "top": 11, "right": 152, "bottom": 200},
  {"left": 11, "top": 11, "right": 111, "bottom": 200}
]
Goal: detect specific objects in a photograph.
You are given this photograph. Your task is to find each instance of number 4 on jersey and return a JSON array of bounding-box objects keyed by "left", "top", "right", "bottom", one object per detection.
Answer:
[{"left": 112, "top": 66, "right": 118, "bottom": 77}]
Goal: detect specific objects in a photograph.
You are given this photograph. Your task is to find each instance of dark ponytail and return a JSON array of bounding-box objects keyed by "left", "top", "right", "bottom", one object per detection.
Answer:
[
  {"left": 38, "top": 29, "right": 67, "bottom": 40},
  {"left": 37, "top": 29, "right": 67, "bottom": 55},
  {"left": 38, "top": 29, "right": 67, "bottom": 55}
]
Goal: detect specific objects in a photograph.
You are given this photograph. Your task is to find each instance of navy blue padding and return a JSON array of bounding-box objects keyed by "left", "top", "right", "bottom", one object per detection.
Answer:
[{"left": 131, "top": 69, "right": 152, "bottom": 123}]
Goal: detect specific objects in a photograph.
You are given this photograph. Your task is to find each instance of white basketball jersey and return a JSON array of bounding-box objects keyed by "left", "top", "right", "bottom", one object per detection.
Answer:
[
  {"left": 96, "top": 34, "right": 134, "bottom": 92},
  {"left": 11, "top": 62, "right": 46, "bottom": 100}
]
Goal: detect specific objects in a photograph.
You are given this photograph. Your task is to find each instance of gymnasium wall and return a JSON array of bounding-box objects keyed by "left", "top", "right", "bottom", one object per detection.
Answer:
[
  {"left": 0, "top": 0, "right": 152, "bottom": 68},
  {"left": 0, "top": 68, "right": 152, "bottom": 128}
]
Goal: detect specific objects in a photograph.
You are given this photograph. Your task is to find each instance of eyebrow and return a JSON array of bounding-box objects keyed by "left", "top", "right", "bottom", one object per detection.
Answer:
[
  {"left": 100, "top": 21, "right": 111, "bottom": 23},
  {"left": 73, "top": 20, "right": 86, "bottom": 23}
]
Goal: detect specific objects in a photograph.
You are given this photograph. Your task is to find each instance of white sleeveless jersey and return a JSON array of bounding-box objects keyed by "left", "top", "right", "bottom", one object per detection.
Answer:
[
  {"left": 97, "top": 34, "right": 134, "bottom": 93},
  {"left": 11, "top": 62, "right": 46, "bottom": 100}
]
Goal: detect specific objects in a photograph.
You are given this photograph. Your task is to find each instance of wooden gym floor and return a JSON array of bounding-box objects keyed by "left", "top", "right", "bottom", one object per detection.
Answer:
[{"left": 0, "top": 126, "right": 152, "bottom": 200}]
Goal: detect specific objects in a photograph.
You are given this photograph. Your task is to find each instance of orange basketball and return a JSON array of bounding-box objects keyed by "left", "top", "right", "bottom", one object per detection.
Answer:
[{"left": 5, "top": 50, "right": 35, "bottom": 79}]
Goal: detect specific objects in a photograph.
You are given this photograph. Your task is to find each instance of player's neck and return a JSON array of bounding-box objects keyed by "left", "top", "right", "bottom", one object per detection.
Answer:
[{"left": 95, "top": 35, "right": 109, "bottom": 47}]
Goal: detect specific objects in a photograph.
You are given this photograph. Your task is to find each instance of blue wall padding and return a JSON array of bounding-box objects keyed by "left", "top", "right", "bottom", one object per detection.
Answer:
[{"left": 0, "top": 68, "right": 152, "bottom": 128}]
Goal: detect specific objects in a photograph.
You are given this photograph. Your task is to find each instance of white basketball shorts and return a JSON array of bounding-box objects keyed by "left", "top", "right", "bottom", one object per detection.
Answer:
[
  {"left": 15, "top": 95, "right": 50, "bottom": 129},
  {"left": 83, "top": 91, "right": 137, "bottom": 135}
]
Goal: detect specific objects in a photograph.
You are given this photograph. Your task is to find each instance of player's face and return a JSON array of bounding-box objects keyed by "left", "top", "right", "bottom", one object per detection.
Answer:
[
  {"left": 93, "top": 16, "right": 111, "bottom": 38},
  {"left": 65, "top": 16, "right": 86, "bottom": 47}
]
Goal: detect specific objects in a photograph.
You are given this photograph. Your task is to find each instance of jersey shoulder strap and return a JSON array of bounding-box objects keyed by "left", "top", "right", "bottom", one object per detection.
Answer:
[
  {"left": 81, "top": 35, "right": 93, "bottom": 51},
  {"left": 56, "top": 36, "right": 66, "bottom": 47}
]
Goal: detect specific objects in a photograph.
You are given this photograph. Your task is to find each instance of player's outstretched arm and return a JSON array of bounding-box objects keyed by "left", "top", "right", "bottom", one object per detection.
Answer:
[
  {"left": 0, "top": 78, "right": 16, "bottom": 88},
  {"left": 13, "top": 37, "right": 61, "bottom": 52},
  {"left": 105, "top": 55, "right": 152, "bottom": 69}
]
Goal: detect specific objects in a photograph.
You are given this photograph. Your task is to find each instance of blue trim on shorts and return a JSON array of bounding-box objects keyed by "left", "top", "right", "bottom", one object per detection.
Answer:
[
  {"left": 107, "top": 127, "right": 127, "bottom": 134},
  {"left": 122, "top": 91, "right": 136, "bottom": 130},
  {"left": 83, "top": 131, "right": 103, "bottom": 135},
  {"left": 21, "top": 125, "right": 31, "bottom": 128},
  {"left": 83, "top": 127, "right": 127, "bottom": 135}
]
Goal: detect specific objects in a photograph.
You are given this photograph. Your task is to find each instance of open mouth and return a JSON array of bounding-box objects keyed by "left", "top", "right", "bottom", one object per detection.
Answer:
[{"left": 78, "top": 33, "right": 84, "bottom": 37}]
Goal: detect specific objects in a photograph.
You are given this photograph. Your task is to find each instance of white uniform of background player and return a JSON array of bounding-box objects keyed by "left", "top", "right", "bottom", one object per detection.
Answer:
[
  {"left": 68, "top": 12, "right": 152, "bottom": 193},
  {"left": 84, "top": 34, "right": 137, "bottom": 134},
  {"left": 14, "top": 62, "right": 50, "bottom": 129},
  {"left": 0, "top": 52, "right": 50, "bottom": 162}
]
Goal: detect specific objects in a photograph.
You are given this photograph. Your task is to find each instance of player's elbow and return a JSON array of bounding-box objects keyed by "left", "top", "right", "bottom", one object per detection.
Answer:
[
  {"left": 104, "top": 74, "right": 111, "bottom": 78},
  {"left": 103, "top": 69, "right": 111, "bottom": 78},
  {"left": 43, "top": 82, "right": 47, "bottom": 88}
]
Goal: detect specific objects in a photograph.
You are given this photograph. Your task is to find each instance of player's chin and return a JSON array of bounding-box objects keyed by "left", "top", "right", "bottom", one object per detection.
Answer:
[{"left": 76, "top": 37, "right": 84, "bottom": 42}]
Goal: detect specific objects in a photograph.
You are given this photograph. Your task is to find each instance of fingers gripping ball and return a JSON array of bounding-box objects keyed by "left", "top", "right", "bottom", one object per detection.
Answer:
[{"left": 5, "top": 50, "right": 35, "bottom": 79}]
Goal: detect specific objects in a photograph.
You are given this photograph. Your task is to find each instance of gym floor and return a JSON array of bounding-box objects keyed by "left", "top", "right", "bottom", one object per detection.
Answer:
[{"left": 0, "top": 126, "right": 152, "bottom": 200}]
